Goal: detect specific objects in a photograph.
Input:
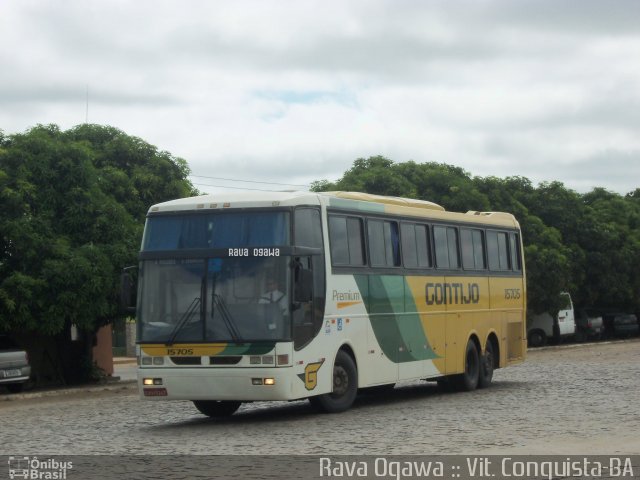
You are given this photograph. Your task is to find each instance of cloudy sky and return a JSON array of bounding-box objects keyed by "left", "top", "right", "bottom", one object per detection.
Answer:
[{"left": 1, "top": 0, "right": 639, "bottom": 194}]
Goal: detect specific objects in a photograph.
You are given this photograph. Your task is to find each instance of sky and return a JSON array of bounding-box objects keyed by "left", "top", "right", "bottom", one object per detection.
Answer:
[{"left": 1, "top": 0, "right": 639, "bottom": 195}]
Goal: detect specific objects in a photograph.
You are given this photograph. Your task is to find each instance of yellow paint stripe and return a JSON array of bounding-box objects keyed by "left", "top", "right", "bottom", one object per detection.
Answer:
[
  {"left": 141, "top": 343, "right": 228, "bottom": 356},
  {"left": 337, "top": 301, "right": 362, "bottom": 309}
]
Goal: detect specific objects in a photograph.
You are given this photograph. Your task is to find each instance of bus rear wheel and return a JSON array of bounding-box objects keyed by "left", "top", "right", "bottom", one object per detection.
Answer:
[
  {"left": 193, "top": 400, "right": 242, "bottom": 417},
  {"left": 452, "top": 339, "right": 480, "bottom": 392},
  {"left": 478, "top": 340, "right": 495, "bottom": 389},
  {"left": 309, "top": 350, "right": 358, "bottom": 413}
]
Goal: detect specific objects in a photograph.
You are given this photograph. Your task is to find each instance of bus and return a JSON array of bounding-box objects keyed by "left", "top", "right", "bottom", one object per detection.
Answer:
[{"left": 129, "top": 190, "right": 526, "bottom": 416}]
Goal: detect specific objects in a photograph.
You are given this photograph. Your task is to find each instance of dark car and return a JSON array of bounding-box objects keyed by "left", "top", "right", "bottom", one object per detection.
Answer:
[
  {"left": 602, "top": 313, "right": 639, "bottom": 339},
  {"left": 0, "top": 335, "right": 31, "bottom": 393},
  {"left": 575, "top": 309, "right": 604, "bottom": 341}
]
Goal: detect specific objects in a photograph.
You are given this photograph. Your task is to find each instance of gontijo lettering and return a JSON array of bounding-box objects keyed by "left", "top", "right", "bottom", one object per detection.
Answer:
[{"left": 426, "top": 282, "right": 480, "bottom": 305}]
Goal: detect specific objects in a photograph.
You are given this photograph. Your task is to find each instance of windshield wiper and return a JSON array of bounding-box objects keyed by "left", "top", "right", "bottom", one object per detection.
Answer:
[
  {"left": 212, "top": 293, "right": 242, "bottom": 342},
  {"left": 166, "top": 296, "right": 201, "bottom": 346}
]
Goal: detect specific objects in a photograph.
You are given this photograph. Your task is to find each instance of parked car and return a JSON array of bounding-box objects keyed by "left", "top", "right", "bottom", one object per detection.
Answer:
[
  {"left": 575, "top": 309, "right": 604, "bottom": 341},
  {"left": 0, "top": 335, "right": 31, "bottom": 393},
  {"left": 527, "top": 292, "right": 576, "bottom": 347},
  {"left": 602, "top": 313, "right": 639, "bottom": 338}
]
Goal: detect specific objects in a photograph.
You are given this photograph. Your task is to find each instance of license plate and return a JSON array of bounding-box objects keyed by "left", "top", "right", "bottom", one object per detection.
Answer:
[
  {"left": 1, "top": 369, "right": 22, "bottom": 379},
  {"left": 143, "top": 387, "right": 168, "bottom": 397}
]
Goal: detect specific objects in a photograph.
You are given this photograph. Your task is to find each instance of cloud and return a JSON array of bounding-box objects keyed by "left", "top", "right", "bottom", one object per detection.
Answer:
[{"left": 1, "top": 0, "right": 639, "bottom": 194}]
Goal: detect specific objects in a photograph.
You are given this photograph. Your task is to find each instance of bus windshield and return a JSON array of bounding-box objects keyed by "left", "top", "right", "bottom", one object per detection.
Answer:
[
  {"left": 138, "top": 256, "right": 291, "bottom": 343},
  {"left": 142, "top": 211, "right": 289, "bottom": 250}
]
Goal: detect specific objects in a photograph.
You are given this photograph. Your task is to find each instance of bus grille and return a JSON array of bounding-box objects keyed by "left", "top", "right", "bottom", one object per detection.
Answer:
[
  {"left": 209, "top": 356, "right": 242, "bottom": 365},
  {"left": 170, "top": 357, "right": 202, "bottom": 365}
]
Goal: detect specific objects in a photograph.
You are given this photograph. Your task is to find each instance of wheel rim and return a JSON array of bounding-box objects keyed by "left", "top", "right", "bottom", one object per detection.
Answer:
[{"left": 333, "top": 365, "right": 349, "bottom": 396}]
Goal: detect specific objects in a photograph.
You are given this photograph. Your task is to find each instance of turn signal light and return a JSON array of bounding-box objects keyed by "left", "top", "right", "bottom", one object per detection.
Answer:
[{"left": 251, "top": 378, "right": 275, "bottom": 386}]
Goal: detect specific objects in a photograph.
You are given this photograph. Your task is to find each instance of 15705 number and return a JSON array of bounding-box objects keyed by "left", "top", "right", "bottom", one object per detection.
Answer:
[
  {"left": 167, "top": 348, "right": 194, "bottom": 356},
  {"left": 504, "top": 288, "right": 521, "bottom": 300}
]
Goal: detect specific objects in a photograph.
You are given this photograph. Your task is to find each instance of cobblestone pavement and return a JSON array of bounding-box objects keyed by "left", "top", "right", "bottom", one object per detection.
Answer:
[{"left": 1, "top": 340, "right": 639, "bottom": 456}]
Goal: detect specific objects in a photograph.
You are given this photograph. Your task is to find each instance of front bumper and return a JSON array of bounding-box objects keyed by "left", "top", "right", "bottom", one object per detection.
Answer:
[{"left": 137, "top": 367, "right": 295, "bottom": 401}]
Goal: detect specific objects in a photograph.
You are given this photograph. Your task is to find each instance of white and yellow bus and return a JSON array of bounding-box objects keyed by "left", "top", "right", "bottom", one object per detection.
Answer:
[{"left": 133, "top": 191, "right": 526, "bottom": 416}]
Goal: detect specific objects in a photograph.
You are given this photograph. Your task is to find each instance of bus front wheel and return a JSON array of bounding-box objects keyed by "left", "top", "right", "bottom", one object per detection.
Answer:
[
  {"left": 309, "top": 350, "right": 358, "bottom": 413},
  {"left": 452, "top": 339, "right": 480, "bottom": 392},
  {"left": 193, "top": 400, "right": 242, "bottom": 417}
]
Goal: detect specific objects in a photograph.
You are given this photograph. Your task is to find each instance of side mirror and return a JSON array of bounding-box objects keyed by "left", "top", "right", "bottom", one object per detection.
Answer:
[{"left": 119, "top": 266, "right": 137, "bottom": 314}]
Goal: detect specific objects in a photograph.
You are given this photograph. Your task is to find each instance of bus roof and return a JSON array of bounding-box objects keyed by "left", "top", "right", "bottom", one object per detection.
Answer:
[
  {"left": 324, "top": 191, "right": 445, "bottom": 211},
  {"left": 148, "top": 190, "right": 519, "bottom": 228},
  {"left": 147, "top": 191, "right": 322, "bottom": 213}
]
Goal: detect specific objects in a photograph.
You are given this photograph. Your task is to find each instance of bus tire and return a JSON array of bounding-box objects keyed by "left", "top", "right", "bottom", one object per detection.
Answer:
[
  {"left": 477, "top": 340, "right": 494, "bottom": 389},
  {"left": 452, "top": 339, "right": 480, "bottom": 392},
  {"left": 528, "top": 329, "right": 546, "bottom": 347},
  {"left": 436, "top": 377, "right": 454, "bottom": 392},
  {"left": 193, "top": 400, "right": 242, "bottom": 417},
  {"left": 309, "top": 350, "right": 358, "bottom": 413}
]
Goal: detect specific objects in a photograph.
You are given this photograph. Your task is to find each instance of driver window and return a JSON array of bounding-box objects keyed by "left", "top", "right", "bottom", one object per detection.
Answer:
[{"left": 292, "top": 255, "right": 326, "bottom": 349}]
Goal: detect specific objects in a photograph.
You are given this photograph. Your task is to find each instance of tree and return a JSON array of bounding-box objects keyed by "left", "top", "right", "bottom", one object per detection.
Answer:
[
  {"left": 313, "top": 156, "right": 418, "bottom": 197},
  {"left": 577, "top": 188, "right": 640, "bottom": 312},
  {"left": 0, "top": 124, "right": 197, "bottom": 383},
  {"left": 311, "top": 157, "right": 598, "bottom": 317}
]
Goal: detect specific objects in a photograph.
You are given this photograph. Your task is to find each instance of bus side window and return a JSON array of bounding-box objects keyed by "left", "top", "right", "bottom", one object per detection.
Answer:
[
  {"left": 293, "top": 208, "right": 325, "bottom": 350},
  {"left": 368, "top": 219, "right": 400, "bottom": 268},
  {"left": 509, "top": 233, "right": 522, "bottom": 271},
  {"left": 293, "top": 258, "right": 313, "bottom": 302},
  {"left": 294, "top": 208, "right": 323, "bottom": 248},
  {"left": 293, "top": 256, "right": 325, "bottom": 350},
  {"left": 434, "top": 226, "right": 459, "bottom": 269},
  {"left": 328, "top": 215, "right": 365, "bottom": 266},
  {"left": 487, "top": 230, "right": 509, "bottom": 271},
  {"left": 461, "top": 228, "right": 486, "bottom": 270},
  {"left": 401, "top": 223, "right": 431, "bottom": 268}
]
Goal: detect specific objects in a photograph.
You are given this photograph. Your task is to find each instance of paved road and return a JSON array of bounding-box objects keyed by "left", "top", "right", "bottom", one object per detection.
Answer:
[
  {"left": 113, "top": 360, "right": 137, "bottom": 381},
  {"left": 1, "top": 340, "right": 639, "bottom": 456}
]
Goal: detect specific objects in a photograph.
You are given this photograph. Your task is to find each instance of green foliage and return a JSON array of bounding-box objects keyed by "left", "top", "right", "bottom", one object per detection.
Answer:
[
  {"left": 0, "top": 124, "right": 197, "bottom": 336},
  {"left": 317, "top": 156, "right": 418, "bottom": 197},
  {"left": 314, "top": 156, "right": 640, "bottom": 315}
]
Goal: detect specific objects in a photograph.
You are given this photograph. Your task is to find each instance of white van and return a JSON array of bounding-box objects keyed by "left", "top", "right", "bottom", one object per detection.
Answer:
[{"left": 527, "top": 292, "right": 575, "bottom": 347}]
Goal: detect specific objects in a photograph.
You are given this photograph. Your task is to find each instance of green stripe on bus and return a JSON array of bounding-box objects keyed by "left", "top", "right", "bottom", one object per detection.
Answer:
[
  {"left": 217, "top": 343, "right": 276, "bottom": 356},
  {"left": 355, "top": 275, "right": 438, "bottom": 363},
  {"left": 401, "top": 280, "right": 439, "bottom": 361}
]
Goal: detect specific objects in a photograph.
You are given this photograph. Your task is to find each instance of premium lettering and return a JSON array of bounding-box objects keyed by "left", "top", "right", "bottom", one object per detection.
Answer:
[{"left": 332, "top": 290, "right": 361, "bottom": 302}]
